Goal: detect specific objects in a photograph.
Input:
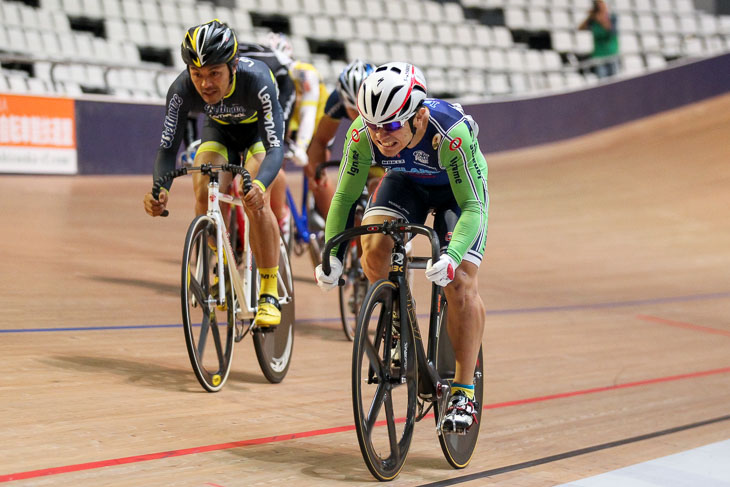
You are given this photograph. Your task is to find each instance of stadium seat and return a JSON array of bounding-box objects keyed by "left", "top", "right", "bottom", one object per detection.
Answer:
[
  {"left": 101, "top": 0, "right": 122, "bottom": 18},
  {"left": 645, "top": 53, "right": 667, "bottom": 70},
  {"left": 81, "top": 0, "right": 105, "bottom": 18},
  {"left": 619, "top": 33, "right": 641, "bottom": 55},
  {"left": 389, "top": 42, "right": 411, "bottom": 63},
  {"left": 621, "top": 54, "right": 645, "bottom": 75}
]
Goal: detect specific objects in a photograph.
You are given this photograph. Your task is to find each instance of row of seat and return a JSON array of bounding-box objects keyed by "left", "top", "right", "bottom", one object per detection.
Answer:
[
  {"left": 463, "top": 0, "right": 695, "bottom": 14},
  {"left": 0, "top": 27, "right": 143, "bottom": 66},
  {"left": 504, "top": 6, "right": 730, "bottom": 35},
  {"left": 344, "top": 40, "right": 570, "bottom": 73},
  {"left": 237, "top": 0, "right": 467, "bottom": 24}
]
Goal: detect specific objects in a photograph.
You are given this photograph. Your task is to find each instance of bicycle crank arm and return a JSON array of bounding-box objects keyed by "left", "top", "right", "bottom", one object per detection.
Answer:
[{"left": 435, "top": 380, "right": 451, "bottom": 436}]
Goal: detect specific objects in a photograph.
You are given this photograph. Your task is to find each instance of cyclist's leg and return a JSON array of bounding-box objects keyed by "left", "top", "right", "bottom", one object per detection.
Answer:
[
  {"left": 442, "top": 261, "right": 485, "bottom": 387},
  {"left": 243, "top": 144, "right": 283, "bottom": 327},
  {"left": 360, "top": 172, "right": 429, "bottom": 282},
  {"left": 192, "top": 123, "right": 234, "bottom": 217},
  {"left": 360, "top": 214, "right": 396, "bottom": 282},
  {"left": 247, "top": 143, "right": 290, "bottom": 244},
  {"left": 269, "top": 170, "right": 290, "bottom": 242},
  {"left": 434, "top": 204, "right": 486, "bottom": 432}
]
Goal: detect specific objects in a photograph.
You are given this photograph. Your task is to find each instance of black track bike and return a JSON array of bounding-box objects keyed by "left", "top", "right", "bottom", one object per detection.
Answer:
[{"left": 322, "top": 220, "right": 484, "bottom": 481}]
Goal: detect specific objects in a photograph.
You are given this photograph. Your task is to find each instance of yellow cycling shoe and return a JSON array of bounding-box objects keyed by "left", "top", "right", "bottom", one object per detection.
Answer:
[{"left": 255, "top": 294, "right": 281, "bottom": 329}]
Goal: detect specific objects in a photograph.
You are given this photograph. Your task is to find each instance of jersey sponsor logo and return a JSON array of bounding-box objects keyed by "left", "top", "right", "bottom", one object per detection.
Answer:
[
  {"left": 449, "top": 162, "right": 462, "bottom": 184},
  {"left": 391, "top": 166, "right": 438, "bottom": 178},
  {"left": 351, "top": 129, "right": 360, "bottom": 142},
  {"left": 257, "top": 86, "right": 281, "bottom": 148},
  {"left": 449, "top": 137, "right": 462, "bottom": 151},
  {"left": 413, "top": 150, "right": 430, "bottom": 166},
  {"left": 346, "top": 150, "right": 361, "bottom": 176},
  {"left": 381, "top": 158, "right": 405, "bottom": 166},
  {"left": 432, "top": 133, "right": 442, "bottom": 150},
  {"left": 160, "top": 94, "right": 183, "bottom": 149},
  {"left": 445, "top": 231, "right": 452, "bottom": 242}
]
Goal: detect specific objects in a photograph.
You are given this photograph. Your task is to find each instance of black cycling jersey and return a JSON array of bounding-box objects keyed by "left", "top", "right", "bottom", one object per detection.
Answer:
[
  {"left": 237, "top": 43, "right": 296, "bottom": 128},
  {"left": 153, "top": 57, "right": 285, "bottom": 189},
  {"left": 323, "top": 89, "right": 348, "bottom": 120}
]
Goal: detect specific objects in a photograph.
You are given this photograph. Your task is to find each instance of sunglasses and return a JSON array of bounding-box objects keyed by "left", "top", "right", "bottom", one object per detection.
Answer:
[{"left": 364, "top": 120, "right": 407, "bottom": 132}]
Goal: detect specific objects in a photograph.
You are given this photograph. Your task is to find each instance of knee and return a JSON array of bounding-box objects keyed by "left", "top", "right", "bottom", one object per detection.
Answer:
[
  {"left": 361, "top": 241, "right": 390, "bottom": 280},
  {"left": 444, "top": 273, "right": 479, "bottom": 310}
]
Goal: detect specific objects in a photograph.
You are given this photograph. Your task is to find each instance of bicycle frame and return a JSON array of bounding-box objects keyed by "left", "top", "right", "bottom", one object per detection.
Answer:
[
  {"left": 322, "top": 221, "right": 452, "bottom": 427},
  {"left": 285, "top": 176, "right": 315, "bottom": 246},
  {"left": 202, "top": 174, "right": 256, "bottom": 318}
]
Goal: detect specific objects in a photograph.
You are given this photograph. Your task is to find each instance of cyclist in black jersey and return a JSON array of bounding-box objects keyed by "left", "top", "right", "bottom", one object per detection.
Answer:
[{"left": 142, "top": 20, "right": 285, "bottom": 327}]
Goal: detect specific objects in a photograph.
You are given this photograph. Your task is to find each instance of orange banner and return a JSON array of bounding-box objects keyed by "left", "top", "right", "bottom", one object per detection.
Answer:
[{"left": 0, "top": 94, "right": 76, "bottom": 149}]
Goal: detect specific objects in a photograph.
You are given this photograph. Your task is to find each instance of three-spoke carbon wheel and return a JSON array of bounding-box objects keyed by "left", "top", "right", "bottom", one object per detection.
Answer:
[
  {"left": 252, "top": 237, "right": 295, "bottom": 383},
  {"left": 433, "top": 297, "right": 484, "bottom": 468},
  {"left": 181, "top": 216, "right": 235, "bottom": 392},
  {"left": 352, "top": 280, "right": 417, "bottom": 481},
  {"left": 338, "top": 241, "right": 366, "bottom": 341}
]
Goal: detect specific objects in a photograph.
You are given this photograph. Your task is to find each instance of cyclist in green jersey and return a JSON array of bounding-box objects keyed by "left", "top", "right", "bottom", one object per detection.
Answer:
[{"left": 315, "top": 62, "right": 489, "bottom": 433}]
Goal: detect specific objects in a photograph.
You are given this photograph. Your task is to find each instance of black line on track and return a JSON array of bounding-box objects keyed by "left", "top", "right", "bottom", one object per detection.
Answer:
[{"left": 418, "top": 413, "right": 730, "bottom": 487}]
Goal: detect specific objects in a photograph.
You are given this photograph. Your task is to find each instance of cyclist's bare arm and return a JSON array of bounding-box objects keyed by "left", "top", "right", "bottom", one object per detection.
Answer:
[{"left": 306, "top": 114, "right": 340, "bottom": 181}]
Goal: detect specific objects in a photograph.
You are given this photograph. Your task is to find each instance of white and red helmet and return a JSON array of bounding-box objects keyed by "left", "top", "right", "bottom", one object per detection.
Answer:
[{"left": 357, "top": 62, "right": 427, "bottom": 126}]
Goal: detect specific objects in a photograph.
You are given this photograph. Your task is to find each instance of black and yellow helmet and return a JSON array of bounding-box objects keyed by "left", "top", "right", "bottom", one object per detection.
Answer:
[{"left": 181, "top": 20, "right": 238, "bottom": 68}]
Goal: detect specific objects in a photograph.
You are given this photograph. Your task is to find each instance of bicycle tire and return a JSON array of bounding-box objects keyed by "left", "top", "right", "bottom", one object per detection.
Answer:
[
  {"left": 352, "top": 279, "right": 417, "bottom": 481},
  {"left": 252, "top": 237, "right": 295, "bottom": 383},
  {"left": 181, "top": 216, "right": 235, "bottom": 392},
  {"left": 338, "top": 241, "right": 364, "bottom": 341},
  {"left": 433, "top": 297, "right": 484, "bottom": 468}
]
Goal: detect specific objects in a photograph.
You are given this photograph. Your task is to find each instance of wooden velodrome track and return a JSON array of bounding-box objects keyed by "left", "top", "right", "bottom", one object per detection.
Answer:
[{"left": 1, "top": 93, "right": 729, "bottom": 486}]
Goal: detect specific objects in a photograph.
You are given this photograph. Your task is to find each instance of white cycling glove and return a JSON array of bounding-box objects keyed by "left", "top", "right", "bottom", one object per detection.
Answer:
[
  {"left": 289, "top": 142, "right": 309, "bottom": 167},
  {"left": 425, "top": 254, "right": 458, "bottom": 287},
  {"left": 315, "top": 256, "right": 343, "bottom": 292}
]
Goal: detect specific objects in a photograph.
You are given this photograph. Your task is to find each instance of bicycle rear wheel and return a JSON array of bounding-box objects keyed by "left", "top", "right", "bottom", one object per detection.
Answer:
[
  {"left": 433, "top": 297, "right": 484, "bottom": 468},
  {"left": 338, "top": 241, "right": 366, "bottom": 341},
  {"left": 252, "top": 237, "right": 295, "bottom": 383},
  {"left": 352, "top": 280, "right": 416, "bottom": 481},
  {"left": 181, "top": 216, "right": 235, "bottom": 392}
]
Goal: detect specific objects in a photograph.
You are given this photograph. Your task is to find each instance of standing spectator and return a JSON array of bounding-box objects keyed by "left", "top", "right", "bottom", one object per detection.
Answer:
[{"left": 579, "top": 0, "right": 619, "bottom": 78}]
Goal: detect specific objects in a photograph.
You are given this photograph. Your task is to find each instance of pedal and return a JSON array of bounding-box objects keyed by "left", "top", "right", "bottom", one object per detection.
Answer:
[{"left": 253, "top": 325, "right": 276, "bottom": 334}]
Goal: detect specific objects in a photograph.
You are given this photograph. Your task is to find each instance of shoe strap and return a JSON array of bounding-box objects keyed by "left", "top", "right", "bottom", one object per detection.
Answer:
[{"left": 258, "top": 293, "right": 281, "bottom": 311}]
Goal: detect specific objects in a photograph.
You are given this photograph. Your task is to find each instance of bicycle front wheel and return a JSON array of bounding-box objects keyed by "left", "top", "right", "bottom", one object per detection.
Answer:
[
  {"left": 252, "top": 237, "right": 295, "bottom": 383},
  {"left": 338, "top": 241, "right": 366, "bottom": 341},
  {"left": 352, "top": 280, "right": 417, "bottom": 481},
  {"left": 181, "top": 216, "right": 235, "bottom": 392},
  {"left": 433, "top": 297, "right": 484, "bottom": 468}
]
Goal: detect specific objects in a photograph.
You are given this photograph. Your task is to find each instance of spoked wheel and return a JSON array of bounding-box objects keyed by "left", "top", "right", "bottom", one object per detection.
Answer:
[
  {"left": 433, "top": 296, "right": 484, "bottom": 468},
  {"left": 352, "top": 280, "right": 417, "bottom": 481},
  {"left": 338, "top": 241, "right": 366, "bottom": 341},
  {"left": 181, "top": 216, "right": 236, "bottom": 392},
  {"left": 252, "top": 237, "right": 295, "bottom": 383}
]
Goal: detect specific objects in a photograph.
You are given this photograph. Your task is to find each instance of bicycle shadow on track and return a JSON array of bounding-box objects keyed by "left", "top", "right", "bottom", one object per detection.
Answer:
[
  {"left": 223, "top": 440, "right": 372, "bottom": 483},
  {"left": 86, "top": 275, "right": 179, "bottom": 296},
  {"left": 40, "top": 355, "right": 268, "bottom": 392},
  {"left": 223, "top": 439, "right": 455, "bottom": 484}
]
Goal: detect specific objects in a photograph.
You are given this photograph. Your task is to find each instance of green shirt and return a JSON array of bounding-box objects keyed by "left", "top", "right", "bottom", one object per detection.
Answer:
[{"left": 590, "top": 14, "right": 619, "bottom": 58}]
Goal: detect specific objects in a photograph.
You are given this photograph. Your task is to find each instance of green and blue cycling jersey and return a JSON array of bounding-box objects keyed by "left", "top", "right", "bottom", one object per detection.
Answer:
[{"left": 326, "top": 98, "right": 489, "bottom": 266}]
